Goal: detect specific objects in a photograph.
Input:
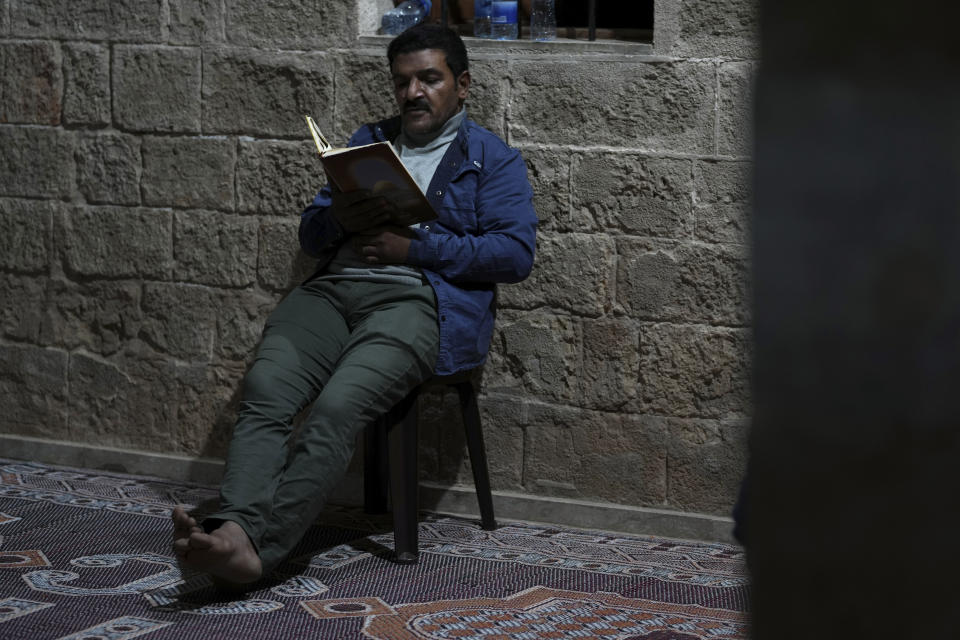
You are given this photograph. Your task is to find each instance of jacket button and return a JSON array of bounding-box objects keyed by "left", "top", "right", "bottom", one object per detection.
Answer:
[
  {"left": 423, "top": 225, "right": 430, "bottom": 230},
  {"left": 435, "top": 190, "right": 443, "bottom": 196}
]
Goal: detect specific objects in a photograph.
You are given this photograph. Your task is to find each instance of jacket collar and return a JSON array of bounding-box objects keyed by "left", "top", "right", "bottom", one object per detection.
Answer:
[{"left": 374, "top": 113, "right": 472, "bottom": 152}]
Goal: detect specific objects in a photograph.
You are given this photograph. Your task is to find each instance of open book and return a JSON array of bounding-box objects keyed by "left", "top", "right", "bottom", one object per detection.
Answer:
[{"left": 305, "top": 115, "right": 436, "bottom": 227}]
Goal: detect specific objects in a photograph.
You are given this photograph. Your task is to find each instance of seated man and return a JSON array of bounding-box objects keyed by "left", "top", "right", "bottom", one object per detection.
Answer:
[{"left": 172, "top": 24, "right": 537, "bottom": 587}]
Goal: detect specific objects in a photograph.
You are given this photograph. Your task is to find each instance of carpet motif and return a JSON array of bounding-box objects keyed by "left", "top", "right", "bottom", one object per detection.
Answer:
[{"left": 0, "top": 460, "right": 749, "bottom": 639}]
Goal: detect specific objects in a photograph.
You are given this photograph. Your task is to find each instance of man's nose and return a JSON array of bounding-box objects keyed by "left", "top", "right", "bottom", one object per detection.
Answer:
[{"left": 404, "top": 78, "right": 424, "bottom": 100}]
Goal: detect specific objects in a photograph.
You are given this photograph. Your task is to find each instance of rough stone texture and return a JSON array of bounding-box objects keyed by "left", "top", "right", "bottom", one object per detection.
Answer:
[
  {"left": 141, "top": 136, "right": 235, "bottom": 210},
  {"left": 521, "top": 148, "right": 577, "bottom": 233},
  {"left": 40, "top": 279, "right": 143, "bottom": 356},
  {"left": 0, "top": 40, "right": 61, "bottom": 125},
  {"left": 169, "top": 361, "right": 245, "bottom": 457},
  {"left": 0, "top": 344, "right": 69, "bottom": 439},
  {"left": 62, "top": 43, "right": 110, "bottom": 126},
  {"left": 75, "top": 132, "right": 142, "bottom": 205},
  {"left": 57, "top": 206, "right": 172, "bottom": 279},
  {"left": 499, "top": 232, "right": 615, "bottom": 317},
  {"left": 0, "top": 126, "right": 74, "bottom": 199},
  {"left": 638, "top": 323, "right": 751, "bottom": 419},
  {"left": 332, "top": 55, "right": 396, "bottom": 144},
  {"left": 169, "top": 0, "right": 225, "bottom": 45},
  {"left": 225, "top": 0, "right": 354, "bottom": 49},
  {"left": 580, "top": 316, "right": 639, "bottom": 410},
  {"left": 213, "top": 288, "right": 275, "bottom": 362},
  {"left": 113, "top": 46, "right": 202, "bottom": 133},
  {"left": 0, "top": 198, "right": 53, "bottom": 273},
  {"left": 675, "top": 0, "right": 759, "bottom": 59},
  {"left": 463, "top": 60, "right": 507, "bottom": 140},
  {"left": 718, "top": 61, "right": 756, "bottom": 158},
  {"left": 694, "top": 159, "right": 751, "bottom": 244},
  {"left": 10, "top": 0, "right": 164, "bottom": 42},
  {"left": 484, "top": 309, "right": 580, "bottom": 404},
  {"left": 524, "top": 403, "right": 668, "bottom": 505},
  {"left": 140, "top": 282, "right": 216, "bottom": 361},
  {"left": 616, "top": 237, "right": 750, "bottom": 325},
  {"left": 666, "top": 417, "right": 748, "bottom": 514},
  {"left": 572, "top": 153, "right": 694, "bottom": 239},
  {"left": 510, "top": 61, "right": 716, "bottom": 153},
  {"left": 237, "top": 139, "right": 317, "bottom": 216},
  {"left": 203, "top": 49, "right": 334, "bottom": 139},
  {"left": 173, "top": 210, "right": 258, "bottom": 288},
  {"left": 0, "top": 274, "right": 47, "bottom": 344},
  {"left": 258, "top": 218, "right": 315, "bottom": 292},
  {"left": 1, "top": 0, "right": 9, "bottom": 35}
]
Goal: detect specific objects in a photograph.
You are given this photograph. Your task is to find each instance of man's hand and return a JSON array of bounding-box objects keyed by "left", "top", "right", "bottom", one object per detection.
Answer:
[
  {"left": 329, "top": 188, "right": 399, "bottom": 233},
  {"left": 353, "top": 226, "right": 416, "bottom": 264}
]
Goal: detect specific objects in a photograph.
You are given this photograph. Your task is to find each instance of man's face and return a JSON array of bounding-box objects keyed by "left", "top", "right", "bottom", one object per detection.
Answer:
[{"left": 391, "top": 48, "right": 470, "bottom": 137}]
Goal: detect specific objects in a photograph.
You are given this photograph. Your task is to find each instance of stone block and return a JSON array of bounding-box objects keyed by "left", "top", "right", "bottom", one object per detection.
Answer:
[
  {"left": 10, "top": 0, "right": 164, "bottom": 41},
  {"left": 0, "top": 40, "right": 61, "bottom": 125},
  {"left": 638, "top": 322, "right": 751, "bottom": 419},
  {"left": 142, "top": 136, "right": 235, "bottom": 210},
  {"left": 332, "top": 55, "right": 396, "bottom": 143},
  {"left": 572, "top": 153, "right": 694, "bottom": 239},
  {"left": 510, "top": 61, "right": 715, "bottom": 154},
  {"left": 224, "top": 0, "right": 354, "bottom": 49},
  {"left": 694, "top": 159, "right": 751, "bottom": 244},
  {"left": 173, "top": 210, "right": 258, "bottom": 287},
  {"left": 113, "top": 46, "right": 201, "bottom": 133},
  {"left": 675, "top": 0, "right": 760, "bottom": 59},
  {"left": 462, "top": 59, "right": 507, "bottom": 140},
  {"left": 0, "top": 125, "right": 74, "bottom": 199},
  {"left": 75, "top": 132, "right": 141, "bottom": 205},
  {"left": 58, "top": 205, "right": 172, "bottom": 279},
  {"left": 718, "top": 62, "right": 757, "bottom": 157},
  {"left": 169, "top": 0, "right": 225, "bottom": 44},
  {"left": 1, "top": 1, "right": 8, "bottom": 34},
  {"left": 524, "top": 403, "right": 668, "bottom": 505},
  {"left": 169, "top": 361, "right": 246, "bottom": 457},
  {"left": 41, "top": 278, "right": 143, "bottom": 356},
  {"left": 62, "top": 43, "right": 110, "bottom": 126},
  {"left": 213, "top": 288, "right": 276, "bottom": 362},
  {"left": 0, "top": 198, "right": 53, "bottom": 273},
  {"left": 0, "top": 273, "right": 47, "bottom": 344},
  {"left": 420, "top": 390, "right": 525, "bottom": 491},
  {"left": 258, "top": 218, "right": 316, "bottom": 292},
  {"left": 236, "top": 139, "right": 318, "bottom": 215},
  {"left": 484, "top": 309, "right": 580, "bottom": 404},
  {"left": 580, "top": 316, "right": 639, "bottom": 410},
  {"left": 666, "top": 417, "right": 748, "bottom": 515},
  {"left": 616, "top": 237, "right": 750, "bottom": 325},
  {"left": 140, "top": 282, "right": 216, "bottom": 361},
  {"left": 0, "top": 344, "right": 69, "bottom": 439},
  {"left": 203, "top": 49, "right": 334, "bottom": 138},
  {"left": 521, "top": 148, "right": 579, "bottom": 233},
  {"left": 498, "top": 232, "right": 615, "bottom": 317}
]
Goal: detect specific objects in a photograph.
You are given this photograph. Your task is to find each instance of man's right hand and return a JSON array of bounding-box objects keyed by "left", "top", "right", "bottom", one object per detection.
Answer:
[{"left": 329, "top": 188, "right": 399, "bottom": 233}]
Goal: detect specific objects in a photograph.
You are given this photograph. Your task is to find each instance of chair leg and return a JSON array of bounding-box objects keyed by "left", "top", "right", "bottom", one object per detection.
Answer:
[
  {"left": 364, "top": 416, "right": 390, "bottom": 514},
  {"left": 456, "top": 382, "right": 497, "bottom": 531},
  {"left": 388, "top": 389, "right": 420, "bottom": 564}
]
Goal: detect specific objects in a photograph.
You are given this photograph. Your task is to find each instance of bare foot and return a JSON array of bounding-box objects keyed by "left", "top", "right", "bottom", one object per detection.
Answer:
[
  {"left": 178, "top": 520, "right": 262, "bottom": 586},
  {"left": 171, "top": 506, "right": 202, "bottom": 560}
]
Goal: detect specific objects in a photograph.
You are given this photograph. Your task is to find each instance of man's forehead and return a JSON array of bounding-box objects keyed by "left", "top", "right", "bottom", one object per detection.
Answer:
[{"left": 391, "top": 48, "right": 450, "bottom": 74}]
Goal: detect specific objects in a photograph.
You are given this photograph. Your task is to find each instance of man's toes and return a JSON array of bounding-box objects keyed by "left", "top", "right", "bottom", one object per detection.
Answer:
[{"left": 188, "top": 531, "right": 216, "bottom": 551}]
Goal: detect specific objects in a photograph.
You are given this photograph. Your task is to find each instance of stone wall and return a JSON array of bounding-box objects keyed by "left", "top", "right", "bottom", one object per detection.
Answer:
[{"left": 0, "top": 0, "right": 757, "bottom": 530}]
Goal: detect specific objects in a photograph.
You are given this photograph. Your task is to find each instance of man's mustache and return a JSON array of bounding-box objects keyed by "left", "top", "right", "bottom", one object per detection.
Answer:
[{"left": 403, "top": 100, "right": 430, "bottom": 112}]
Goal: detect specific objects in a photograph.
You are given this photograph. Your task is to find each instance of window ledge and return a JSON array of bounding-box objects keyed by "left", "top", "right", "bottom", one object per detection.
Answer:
[{"left": 358, "top": 34, "right": 654, "bottom": 57}]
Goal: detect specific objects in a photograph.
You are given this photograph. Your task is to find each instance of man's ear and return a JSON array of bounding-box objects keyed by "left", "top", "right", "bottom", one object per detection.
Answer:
[{"left": 456, "top": 70, "right": 471, "bottom": 103}]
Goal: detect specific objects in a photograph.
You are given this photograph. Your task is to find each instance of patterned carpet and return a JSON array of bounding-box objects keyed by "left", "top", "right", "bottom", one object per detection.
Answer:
[{"left": 0, "top": 459, "right": 750, "bottom": 639}]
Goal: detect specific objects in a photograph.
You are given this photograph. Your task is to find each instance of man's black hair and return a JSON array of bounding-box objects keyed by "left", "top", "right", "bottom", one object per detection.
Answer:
[{"left": 387, "top": 23, "right": 469, "bottom": 79}]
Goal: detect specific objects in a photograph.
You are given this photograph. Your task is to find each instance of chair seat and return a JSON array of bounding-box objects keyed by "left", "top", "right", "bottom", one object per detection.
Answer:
[{"left": 363, "top": 370, "right": 497, "bottom": 564}]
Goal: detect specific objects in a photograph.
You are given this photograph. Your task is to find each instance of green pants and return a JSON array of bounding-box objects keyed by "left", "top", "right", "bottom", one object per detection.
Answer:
[{"left": 207, "top": 278, "right": 439, "bottom": 572}]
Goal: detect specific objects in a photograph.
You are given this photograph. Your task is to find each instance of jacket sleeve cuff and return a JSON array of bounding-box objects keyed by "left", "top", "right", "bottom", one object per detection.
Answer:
[{"left": 406, "top": 226, "right": 439, "bottom": 266}]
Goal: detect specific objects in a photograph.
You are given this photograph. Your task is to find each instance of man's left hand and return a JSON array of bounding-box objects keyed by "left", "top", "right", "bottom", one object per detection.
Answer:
[{"left": 354, "top": 226, "right": 415, "bottom": 264}]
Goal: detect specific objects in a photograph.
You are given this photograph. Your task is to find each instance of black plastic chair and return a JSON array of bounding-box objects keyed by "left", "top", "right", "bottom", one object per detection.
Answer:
[{"left": 363, "top": 369, "right": 498, "bottom": 564}]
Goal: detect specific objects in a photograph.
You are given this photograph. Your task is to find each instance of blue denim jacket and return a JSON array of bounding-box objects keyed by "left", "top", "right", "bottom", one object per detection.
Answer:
[{"left": 299, "top": 116, "right": 538, "bottom": 375}]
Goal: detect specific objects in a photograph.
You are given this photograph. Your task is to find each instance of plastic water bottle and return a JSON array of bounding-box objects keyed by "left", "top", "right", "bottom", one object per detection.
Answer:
[
  {"left": 381, "top": 0, "right": 432, "bottom": 35},
  {"left": 474, "top": 0, "right": 492, "bottom": 38},
  {"left": 490, "top": 0, "right": 518, "bottom": 40},
  {"left": 530, "top": 0, "right": 556, "bottom": 41}
]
